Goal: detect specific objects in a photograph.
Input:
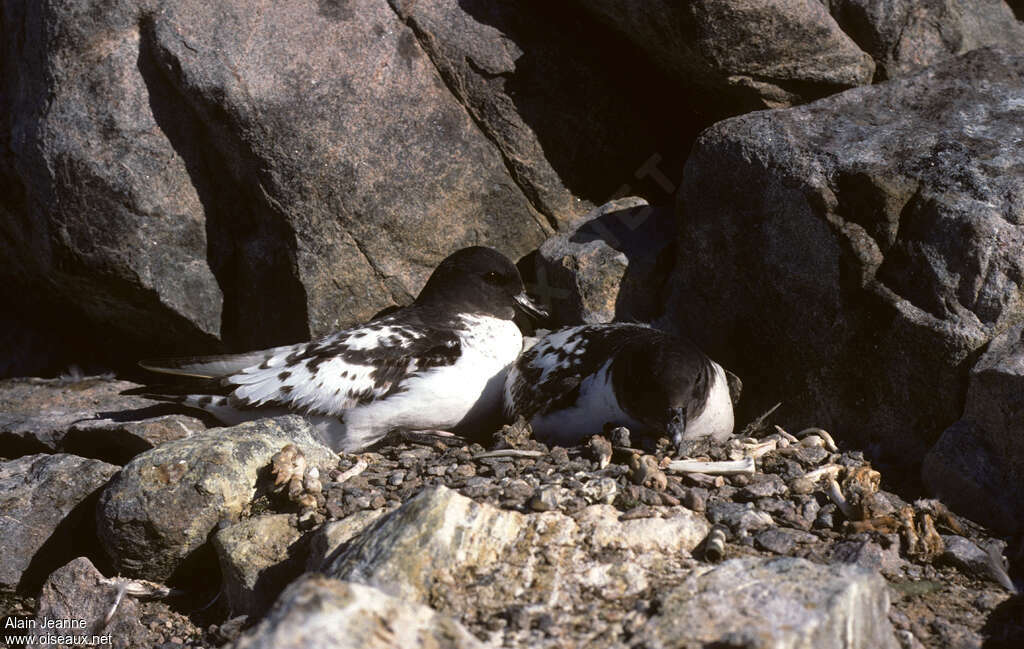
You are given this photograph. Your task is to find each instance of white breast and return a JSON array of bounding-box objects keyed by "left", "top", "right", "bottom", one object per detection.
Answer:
[{"left": 341, "top": 315, "right": 523, "bottom": 445}]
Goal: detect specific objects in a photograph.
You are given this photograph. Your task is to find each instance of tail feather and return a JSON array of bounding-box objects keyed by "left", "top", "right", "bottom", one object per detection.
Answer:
[{"left": 139, "top": 350, "right": 274, "bottom": 379}]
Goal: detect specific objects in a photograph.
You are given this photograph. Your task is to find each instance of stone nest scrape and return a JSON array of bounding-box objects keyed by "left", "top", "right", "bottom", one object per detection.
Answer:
[{"left": 212, "top": 416, "right": 1018, "bottom": 649}]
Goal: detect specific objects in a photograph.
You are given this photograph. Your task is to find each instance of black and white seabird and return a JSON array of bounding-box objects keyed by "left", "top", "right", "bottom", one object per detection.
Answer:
[
  {"left": 504, "top": 323, "right": 735, "bottom": 447},
  {"left": 135, "top": 246, "right": 546, "bottom": 452}
]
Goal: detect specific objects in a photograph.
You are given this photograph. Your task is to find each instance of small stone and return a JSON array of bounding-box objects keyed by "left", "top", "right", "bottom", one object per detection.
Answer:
[
  {"left": 939, "top": 535, "right": 990, "bottom": 577},
  {"left": 588, "top": 435, "right": 613, "bottom": 468},
  {"left": 608, "top": 426, "right": 631, "bottom": 447},
  {"left": 529, "top": 485, "right": 566, "bottom": 512},
  {"left": 387, "top": 470, "right": 405, "bottom": 486},
  {"left": 548, "top": 446, "right": 569, "bottom": 464},
  {"left": 755, "top": 528, "right": 796, "bottom": 554},
  {"left": 629, "top": 454, "right": 667, "bottom": 491},
  {"left": 707, "top": 501, "right": 775, "bottom": 534},
  {"left": 581, "top": 477, "right": 618, "bottom": 505},
  {"left": 502, "top": 479, "right": 534, "bottom": 501},
  {"left": 815, "top": 504, "right": 838, "bottom": 529},
  {"left": 681, "top": 488, "right": 707, "bottom": 513},
  {"left": 737, "top": 474, "right": 788, "bottom": 501},
  {"left": 791, "top": 445, "right": 830, "bottom": 466}
]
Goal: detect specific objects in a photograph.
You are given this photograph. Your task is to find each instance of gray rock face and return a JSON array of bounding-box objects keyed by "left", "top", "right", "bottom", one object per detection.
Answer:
[
  {"left": 213, "top": 514, "right": 307, "bottom": 618},
  {"left": 576, "top": 0, "right": 874, "bottom": 114},
  {"left": 825, "top": 0, "right": 1024, "bottom": 80},
  {"left": 0, "top": 0, "right": 224, "bottom": 356},
  {"left": 667, "top": 47, "right": 1024, "bottom": 457},
  {"left": 150, "top": 0, "right": 550, "bottom": 347},
  {"left": 387, "top": 2, "right": 683, "bottom": 226},
  {"left": 645, "top": 557, "right": 898, "bottom": 649},
  {"left": 323, "top": 485, "right": 539, "bottom": 603},
  {"left": 0, "top": 454, "right": 119, "bottom": 592},
  {"left": 534, "top": 197, "right": 677, "bottom": 326},
  {"left": 1, "top": 0, "right": 552, "bottom": 367},
  {"left": 232, "top": 575, "right": 484, "bottom": 649},
  {"left": 30, "top": 557, "right": 158, "bottom": 649},
  {"left": 922, "top": 324, "right": 1024, "bottom": 534},
  {"left": 305, "top": 509, "right": 393, "bottom": 572},
  {"left": 96, "top": 415, "right": 337, "bottom": 581},
  {"left": 0, "top": 377, "right": 168, "bottom": 459},
  {"left": 324, "top": 485, "right": 708, "bottom": 619}
]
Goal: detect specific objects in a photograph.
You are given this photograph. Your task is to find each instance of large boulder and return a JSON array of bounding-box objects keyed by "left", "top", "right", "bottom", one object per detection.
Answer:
[
  {"left": 533, "top": 197, "right": 677, "bottom": 326},
  {"left": 644, "top": 557, "right": 898, "bottom": 649},
  {"left": 387, "top": 1, "right": 688, "bottom": 227},
  {"left": 574, "top": 0, "right": 875, "bottom": 114},
  {"left": 923, "top": 323, "right": 1024, "bottom": 534},
  {"left": 0, "top": 0, "right": 224, "bottom": 358},
  {"left": 0, "top": 0, "right": 552, "bottom": 370},
  {"left": 665, "top": 47, "right": 1024, "bottom": 458},
  {"left": 96, "top": 415, "right": 336, "bottom": 581},
  {"left": 0, "top": 454, "right": 119, "bottom": 593},
  {"left": 824, "top": 0, "right": 1024, "bottom": 80},
  {"left": 0, "top": 376, "right": 201, "bottom": 462},
  {"left": 232, "top": 576, "right": 484, "bottom": 649}
]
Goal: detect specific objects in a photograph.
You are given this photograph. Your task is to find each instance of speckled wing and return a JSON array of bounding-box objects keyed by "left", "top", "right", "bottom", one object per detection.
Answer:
[
  {"left": 143, "top": 318, "right": 462, "bottom": 417},
  {"left": 504, "top": 325, "right": 620, "bottom": 421}
]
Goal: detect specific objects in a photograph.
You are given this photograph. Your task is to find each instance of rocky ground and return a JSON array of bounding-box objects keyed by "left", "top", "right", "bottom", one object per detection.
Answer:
[{"left": 1, "top": 376, "right": 1021, "bottom": 649}]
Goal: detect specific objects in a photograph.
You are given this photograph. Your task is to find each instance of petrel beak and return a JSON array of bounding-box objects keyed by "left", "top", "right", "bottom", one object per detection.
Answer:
[
  {"left": 514, "top": 292, "right": 548, "bottom": 319},
  {"left": 667, "top": 407, "right": 687, "bottom": 448}
]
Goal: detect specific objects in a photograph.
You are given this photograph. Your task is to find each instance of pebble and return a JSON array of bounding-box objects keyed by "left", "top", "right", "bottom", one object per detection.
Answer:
[
  {"left": 755, "top": 528, "right": 796, "bottom": 554},
  {"left": 939, "top": 535, "right": 990, "bottom": 577},
  {"left": 736, "top": 474, "right": 787, "bottom": 500}
]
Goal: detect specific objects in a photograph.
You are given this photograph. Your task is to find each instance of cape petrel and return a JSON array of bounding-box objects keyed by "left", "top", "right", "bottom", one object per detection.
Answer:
[
  {"left": 504, "top": 323, "right": 735, "bottom": 447},
  {"left": 135, "top": 246, "right": 546, "bottom": 452}
]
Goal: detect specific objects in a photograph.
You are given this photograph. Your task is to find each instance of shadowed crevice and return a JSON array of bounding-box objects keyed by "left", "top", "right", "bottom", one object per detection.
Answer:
[{"left": 136, "top": 16, "right": 311, "bottom": 354}]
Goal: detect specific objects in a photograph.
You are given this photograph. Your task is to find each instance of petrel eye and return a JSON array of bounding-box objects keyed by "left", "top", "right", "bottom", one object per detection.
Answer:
[{"left": 484, "top": 271, "right": 503, "bottom": 284}]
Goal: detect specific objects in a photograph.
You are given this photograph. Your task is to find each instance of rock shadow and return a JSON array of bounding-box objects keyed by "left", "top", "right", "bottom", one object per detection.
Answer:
[
  {"left": 137, "top": 19, "right": 311, "bottom": 354},
  {"left": 455, "top": 0, "right": 707, "bottom": 207}
]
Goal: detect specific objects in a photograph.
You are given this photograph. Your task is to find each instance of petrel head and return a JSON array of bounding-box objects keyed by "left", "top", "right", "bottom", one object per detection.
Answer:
[{"left": 415, "top": 246, "right": 547, "bottom": 320}]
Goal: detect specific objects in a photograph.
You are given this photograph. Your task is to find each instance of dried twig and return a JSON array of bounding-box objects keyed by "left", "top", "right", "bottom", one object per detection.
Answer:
[
  {"left": 666, "top": 457, "right": 755, "bottom": 476},
  {"left": 472, "top": 449, "right": 545, "bottom": 460}
]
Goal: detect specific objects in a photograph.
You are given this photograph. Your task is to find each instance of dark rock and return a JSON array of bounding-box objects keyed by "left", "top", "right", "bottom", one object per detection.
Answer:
[
  {"left": 213, "top": 514, "right": 307, "bottom": 618},
  {"left": 151, "top": 0, "right": 551, "bottom": 346},
  {"left": 939, "top": 535, "right": 991, "bottom": 578},
  {"left": 0, "top": 0, "right": 224, "bottom": 366},
  {"left": 790, "top": 445, "right": 831, "bottom": 466},
  {"left": 533, "top": 197, "right": 677, "bottom": 325},
  {"left": 2, "top": 0, "right": 552, "bottom": 370},
  {"left": 816, "top": 504, "right": 838, "bottom": 530},
  {"left": 576, "top": 0, "right": 873, "bottom": 115},
  {"left": 0, "top": 453, "right": 118, "bottom": 593},
  {"left": 96, "top": 416, "right": 336, "bottom": 581},
  {"left": 737, "top": 473, "right": 788, "bottom": 500},
  {"left": 31, "top": 557, "right": 158, "bottom": 649},
  {"left": 755, "top": 528, "right": 797, "bottom": 554},
  {"left": 232, "top": 575, "right": 483, "bottom": 649},
  {"left": 645, "top": 558, "right": 898, "bottom": 649},
  {"left": 825, "top": 0, "right": 1024, "bottom": 80},
  {"left": 707, "top": 501, "right": 775, "bottom": 534},
  {"left": 667, "top": 48, "right": 1024, "bottom": 459},
  {"left": 923, "top": 324, "right": 1024, "bottom": 535},
  {"left": 0, "top": 377, "right": 171, "bottom": 460},
  {"left": 830, "top": 537, "right": 905, "bottom": 576},
  {"left": 387, "top": 2, "right": 687, "bottom": 225},
  {"left": 64, "top": 414, "right": 205, "bottom": 466}
]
